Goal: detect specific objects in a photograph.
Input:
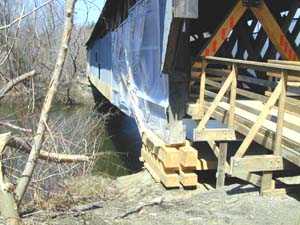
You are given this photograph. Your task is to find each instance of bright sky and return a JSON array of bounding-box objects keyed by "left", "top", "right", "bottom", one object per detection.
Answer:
[{"left": 74, "top": 0, "right": 105, "bottom": 25}]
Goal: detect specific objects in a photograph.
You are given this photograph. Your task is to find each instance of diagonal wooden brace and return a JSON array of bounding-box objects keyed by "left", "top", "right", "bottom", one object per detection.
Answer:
[
  {"left": 250, "top": 1, "right": 299, "bottom": 61},
  {"left": 193, "top": 0, "right": 247, "bottom": 70},
  {"left": 234, "top": 78, "right": 284, "bottom": 158},
  {"left": 196, "top": 68, "right": 235, "bottom": 131}
]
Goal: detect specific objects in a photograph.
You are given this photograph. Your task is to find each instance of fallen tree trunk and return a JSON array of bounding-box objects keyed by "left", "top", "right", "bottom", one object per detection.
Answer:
[
  {"left": 7, "top": 137, "right": 94, "bottom": 163},
  {"left": 0, "top": 71, "right": 37, "bottom": 100}
]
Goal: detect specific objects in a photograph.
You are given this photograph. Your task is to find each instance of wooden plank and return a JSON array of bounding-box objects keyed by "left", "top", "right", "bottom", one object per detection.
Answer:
[
  {"left": 230, "top": 155, "right": 284, "bottom": 175},
  {"left": 204, "top": 56, "right": 300, "bottom": 75},
  {"left": 142, "top": 131, "right": 180, "bottom": 170},
  {"left": 234, "top": 79, "right": 284, "bottom": 158},
  {"left": 250, "top": 1, "right": 299, "bottom": 61},
  {"left": 194, "top": 128, "right": 236, "bottom": 141}
]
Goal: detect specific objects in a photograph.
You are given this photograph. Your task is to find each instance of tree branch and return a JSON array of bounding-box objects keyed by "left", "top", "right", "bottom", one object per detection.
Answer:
[
  {"left": 0, "top": 70, "right": 37, "bottom": 100},
  {"left": 7, "top": 136, "right": 94, "bottom": 163},
  {"left": 0, "top": 0, "right": 55, "bottom": 31}
]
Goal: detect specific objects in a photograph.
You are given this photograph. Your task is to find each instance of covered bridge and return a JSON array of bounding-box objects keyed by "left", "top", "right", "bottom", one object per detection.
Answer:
[{"left": 86, "top": 0, "right": 300, "bottom": 195}]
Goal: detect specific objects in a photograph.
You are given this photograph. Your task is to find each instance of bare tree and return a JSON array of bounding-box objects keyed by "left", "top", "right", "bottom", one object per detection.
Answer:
[{"left": 0, "top": 1, "right": 78, "bottom": 224}]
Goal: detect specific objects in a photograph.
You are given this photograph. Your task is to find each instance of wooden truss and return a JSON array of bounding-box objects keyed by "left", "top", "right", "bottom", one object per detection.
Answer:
[{"left": 193, "top": 0, "right": 299, "bottom": 76}]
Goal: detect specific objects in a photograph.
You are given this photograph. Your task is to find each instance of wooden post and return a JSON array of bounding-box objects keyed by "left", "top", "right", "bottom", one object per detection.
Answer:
[
  {"left": 228, "top": 64, "right": 237, "bottom": 128},
  {"left": 261, "top": 72, "right": 287, "bottom": 196},
  {"left": 216, "top": 142, "right": 228, "bottom": 189},
  {"left": 198, "top": 60, "right": 207, "bottom": 119},
  {"left": 274, "top": 72, "right": 287, "bottom": 155}
]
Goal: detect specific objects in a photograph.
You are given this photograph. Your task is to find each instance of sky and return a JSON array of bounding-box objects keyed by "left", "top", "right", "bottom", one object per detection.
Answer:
[{"left": 74, "top": 0, "right": 105, "bottom": 25}]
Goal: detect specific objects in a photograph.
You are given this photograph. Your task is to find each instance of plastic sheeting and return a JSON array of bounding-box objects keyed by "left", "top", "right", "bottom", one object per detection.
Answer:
[{"left": 88, "top": 0, "right": 170, "bottom": 137}]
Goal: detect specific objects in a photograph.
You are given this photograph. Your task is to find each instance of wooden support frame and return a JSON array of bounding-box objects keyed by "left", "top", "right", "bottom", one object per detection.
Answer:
[{"left": 194, "top": 56, "right": 299, "bottom": 195}]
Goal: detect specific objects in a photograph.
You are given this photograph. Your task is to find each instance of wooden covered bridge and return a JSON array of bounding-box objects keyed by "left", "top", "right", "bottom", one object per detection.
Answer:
[{"left": 86, "top": 0, "right": 300, "bottom": 196}]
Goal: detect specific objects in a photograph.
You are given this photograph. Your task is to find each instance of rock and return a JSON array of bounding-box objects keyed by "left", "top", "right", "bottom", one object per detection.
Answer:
[{"left": 24, "top": 170, "right": 300, "bottom": 225}]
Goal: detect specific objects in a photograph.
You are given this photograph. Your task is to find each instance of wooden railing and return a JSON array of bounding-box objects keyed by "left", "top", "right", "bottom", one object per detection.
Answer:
[{"left": 195, "top": 56, "right": 300, "bottom": 194}]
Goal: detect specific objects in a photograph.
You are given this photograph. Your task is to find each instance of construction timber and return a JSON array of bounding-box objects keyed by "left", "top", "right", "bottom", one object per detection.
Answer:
[{"left": 87, "top": 0, "right": 300, "bottom": 196}]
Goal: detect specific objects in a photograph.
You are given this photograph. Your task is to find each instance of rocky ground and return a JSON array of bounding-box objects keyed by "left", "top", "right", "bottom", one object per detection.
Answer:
[{"left": 17, "top": 170, "right": 300, "bottom": 225}]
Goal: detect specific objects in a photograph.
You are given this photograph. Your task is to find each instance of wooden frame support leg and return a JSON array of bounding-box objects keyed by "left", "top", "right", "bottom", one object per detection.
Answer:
[{"left": 216, "top": 142, "right": 228, "bottom": 189}]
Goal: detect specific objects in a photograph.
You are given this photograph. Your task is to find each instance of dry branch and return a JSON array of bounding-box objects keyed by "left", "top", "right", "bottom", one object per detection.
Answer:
[
  {"left": 15, "top": 0, "right": 77, "bottom": 204},
  {"left": 0, "top": 0, "right": 55, "bottom": 30},
  {"left": 7, "top": 137, "right": 93, "bottom": 163},
  {"left": 0, "top": 121, "right": 32, "bottom": 133},
  {"left": 0, "top": 70, "right": 37, "bottom": 100}
]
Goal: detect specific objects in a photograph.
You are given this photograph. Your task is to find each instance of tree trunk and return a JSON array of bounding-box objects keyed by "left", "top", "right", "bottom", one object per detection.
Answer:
[
  {"left": 0, "top": 133, "right": 22, "bottom": 225},
  {"left": 15, "top": 0, "right": 76, "bottom": 204}
]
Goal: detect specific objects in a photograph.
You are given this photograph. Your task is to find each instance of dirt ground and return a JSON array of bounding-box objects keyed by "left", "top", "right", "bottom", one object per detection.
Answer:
[{"left": 15, "top": 170, "right": 300, "bottom": 225}]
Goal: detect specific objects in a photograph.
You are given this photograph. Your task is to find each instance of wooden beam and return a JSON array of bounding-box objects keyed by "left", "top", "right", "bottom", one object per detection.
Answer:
[
  {"left": 178, "top": 144, "right": 198, "bottom": 169},
  {"left": 230, "top": 155, "right": 284, "bottom": 175},
  {"left": 204, "top": 56, "right": 300, "bottom": 75},
  {"left": 179, "top": 167, "right": 198, "bottom": 187},
  {"left": 194, "top": 128, "right": 236, "bottom": 141},
  {"left": 193, "top": 0, "right": 247, "bottom": 69},
  {"left": 141, "top": 146, "right": 180, "bottom": 188},
  {"left": 250, "top": 1, "right": 299, "bottom": 61}
]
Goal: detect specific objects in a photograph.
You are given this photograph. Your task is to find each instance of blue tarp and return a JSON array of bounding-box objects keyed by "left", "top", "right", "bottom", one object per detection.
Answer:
[{"left": 88, "top": 0, "right": 171, "bottom": 137}]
